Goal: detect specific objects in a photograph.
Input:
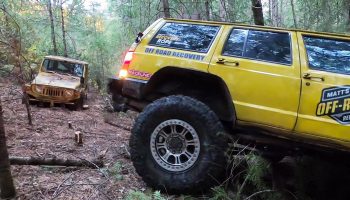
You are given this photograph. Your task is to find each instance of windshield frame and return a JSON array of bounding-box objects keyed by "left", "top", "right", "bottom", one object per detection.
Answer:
[{"left": 41, "top": 59, "right": 85, "bottom": 78}]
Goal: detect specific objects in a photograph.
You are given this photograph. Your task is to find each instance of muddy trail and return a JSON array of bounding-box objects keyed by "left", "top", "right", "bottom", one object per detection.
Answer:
[
  {"left": 3, "top": 77, "right": 350, "bottom": 200},
  {"left": 1, "top": 78, "right": 146, "bottom": 199}
]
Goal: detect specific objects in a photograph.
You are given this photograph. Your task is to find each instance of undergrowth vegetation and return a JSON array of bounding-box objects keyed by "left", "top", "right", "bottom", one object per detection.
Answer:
[{"left": 124, "top": 140, "right": 350, "bottom": 200}]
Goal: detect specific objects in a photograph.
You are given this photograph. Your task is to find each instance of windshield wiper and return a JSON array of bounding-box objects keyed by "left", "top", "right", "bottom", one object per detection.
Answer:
[
  {"left": 62, "top": 72, "right": 80, "bottom": 79},
  {"left": 46, "top": 70, "right": 62, "bottom": 76}
]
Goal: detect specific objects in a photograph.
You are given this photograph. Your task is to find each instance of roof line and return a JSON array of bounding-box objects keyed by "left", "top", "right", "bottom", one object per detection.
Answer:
[
  {"left": 44, "top": 55, "right": 88, "bottom": 65},
  {"left": 163, "top": 18, "right": 350, "bottom": 38}
]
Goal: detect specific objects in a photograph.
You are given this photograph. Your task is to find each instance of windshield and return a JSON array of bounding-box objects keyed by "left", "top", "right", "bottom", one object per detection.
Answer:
[{"left": 42, "top": 59, "right": 84, "bottom": 77}]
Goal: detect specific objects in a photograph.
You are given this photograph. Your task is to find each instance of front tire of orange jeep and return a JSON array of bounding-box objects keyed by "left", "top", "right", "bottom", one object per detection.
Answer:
[
  {"left": 130, "top": 95, "right": 228, "bottom": 194},
  {"left": 73, "top": 97, "right": 84, "bottom": 111}
]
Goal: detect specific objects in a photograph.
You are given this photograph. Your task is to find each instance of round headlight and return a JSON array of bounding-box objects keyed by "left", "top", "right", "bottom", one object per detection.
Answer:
[
  {"left": 34, "top": 85, "right": 44, "bottom": 93},
  {"left": 64, "top": 89, "right": 74, "bottom": 97}
]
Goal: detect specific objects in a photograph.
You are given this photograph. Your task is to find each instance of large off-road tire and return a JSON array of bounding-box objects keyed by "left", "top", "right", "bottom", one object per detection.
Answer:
[
  {"left": 130, "top": 95, "right": 228, "bottom": 194},
  {"left": 73, "top": 97, "right": 84, "bottom": 111}
]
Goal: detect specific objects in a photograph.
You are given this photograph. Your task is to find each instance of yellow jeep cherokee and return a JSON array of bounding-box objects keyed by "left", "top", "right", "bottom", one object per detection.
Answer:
[
  {"left": 108, "top": 18, "right": 350, "bottom": 193},
  {"left": 24, "top": 56, "right": 88, "bottom": 109}
]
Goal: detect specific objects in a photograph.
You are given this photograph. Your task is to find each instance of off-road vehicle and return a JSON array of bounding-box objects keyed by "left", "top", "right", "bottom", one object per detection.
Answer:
[
  {"left": 108, "top": 18, "right": 350, "bottom": 193},
  {"left": 24, "top": 56, "right": 89, "bottom": 109}
]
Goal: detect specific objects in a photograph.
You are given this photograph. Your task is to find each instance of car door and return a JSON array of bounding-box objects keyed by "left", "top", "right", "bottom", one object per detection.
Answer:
[
  {"left": 208, "top": 26, "right": 301, "bottom": 130},
  {"left": 295, "top": 33, "right": 350, "bottom": 142}
]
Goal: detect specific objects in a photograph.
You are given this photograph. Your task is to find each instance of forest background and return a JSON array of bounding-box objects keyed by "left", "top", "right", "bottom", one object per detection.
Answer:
[{"left": 0, "top": 0, "right": 349, "bottom": 88}]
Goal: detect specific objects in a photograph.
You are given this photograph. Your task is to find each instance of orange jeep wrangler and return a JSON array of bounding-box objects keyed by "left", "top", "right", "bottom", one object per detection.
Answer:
[{"left": 24, "top": 56, "right": 88, "bottom": 109}]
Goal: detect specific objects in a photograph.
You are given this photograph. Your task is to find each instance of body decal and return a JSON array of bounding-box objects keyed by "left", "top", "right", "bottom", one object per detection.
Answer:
[
  {"left": 316, "top": 86, "right": 350, "bottom": 125},
  {"left": 145, "top": 47, "right": 205, "bottom": 61}
]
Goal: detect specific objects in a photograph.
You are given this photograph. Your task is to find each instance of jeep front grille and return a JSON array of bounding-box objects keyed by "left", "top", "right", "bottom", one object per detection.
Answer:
[{"left": 43, "top": 88, "right": 64, "bottom": 97}]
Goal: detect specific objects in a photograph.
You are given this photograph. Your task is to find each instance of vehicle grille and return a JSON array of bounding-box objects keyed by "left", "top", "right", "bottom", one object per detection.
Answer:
[{"left": 43, "top": 88, "right": 64, "bottom": 97}]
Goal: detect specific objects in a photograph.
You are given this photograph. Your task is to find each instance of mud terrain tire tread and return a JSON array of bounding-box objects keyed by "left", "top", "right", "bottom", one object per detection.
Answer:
[
  {"left": 74, "top": 97, "right": 84, "bottom": 111},
  {"left": 130, "top": 95, "right": 228, "bottom": 194}
]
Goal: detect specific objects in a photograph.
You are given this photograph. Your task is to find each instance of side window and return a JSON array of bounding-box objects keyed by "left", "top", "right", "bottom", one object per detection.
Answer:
[
  {"left": 303, "top": 36, "right": 350, "bottom": 75},
  {"left": 149, "top": 22, "right": 220, "bottom": 53},
  {"left": 73, "top": 64, "right": 83, "bottom": 77},
  {"left": 222, "top": 29, "right": 248, "bottom": 57},
  {"left": 43, "top": 59, "right": 50, "bottom": 70},
  {"left": 43, "top": 59, "right": 55, "bottom": 71},
  {"left": 245, "top": 30, "right": 292, "bottom": 65}
]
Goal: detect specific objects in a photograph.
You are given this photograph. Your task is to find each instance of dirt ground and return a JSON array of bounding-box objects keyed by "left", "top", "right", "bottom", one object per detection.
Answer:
[
  {"left": 4, "top": 77, "right": 350, "bottom": 200},
  {"left": 1, "top": 78, "right": 147, "bottom": 200}
]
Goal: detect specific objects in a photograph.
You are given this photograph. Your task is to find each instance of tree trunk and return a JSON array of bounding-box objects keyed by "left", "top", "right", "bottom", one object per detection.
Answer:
[
  {"left": 9, "top": 156, "right": 103, "bottom": 168},
  {"left": 279, "top": 0, "right": 283, "bottom": 26},
  {"left": 252, "top": 0, "right": 265, "bottom": 25},
  {"left": 219, "top": 0, "right": 227, "bottom": 21},
  {"left": 1, "top": 4, "right": 9, "bottom": 32},
  {"left": 348, "top": 0, "right": 350, "bottom": 29},
  {"left": 162, "top": 0, "right": 170, "bottom": 18},
  {"left": 271, "top": 0, "right": 279, "bottom": 26},
  {"left": 205, "top": 0, "right": 210, "bottom": 20},
  {"left": 0, "top": 100, "right": 16, "bottom": 199},
  {"left": 60, "top": 0, "right": 68, "bottom": 57},
  {"left": 47, "top": 0, "right": 58, "bottom": 55},
  {"left": 268, "top": 0, "right": 272, "bottom": 23},
  {"left": 23, "top": 94, "right": 32, "bottom": 125},
  {"left": 192, "top": 0, "right": 201, "bottom": 20},
  {"left": 1, "top": 6, "right": 33, "bottom": 126},
  {"left": 290, "top": 0, "right": 297, "bottom": 28}
]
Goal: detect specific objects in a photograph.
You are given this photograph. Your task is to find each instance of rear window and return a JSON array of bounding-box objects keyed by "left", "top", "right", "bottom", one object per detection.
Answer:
[
  {"left": 222, "top": 29, "right": 292, "bottom": 65},
  {"left": 303, "top": 36, "right": 350, "bottom": 75},
  {"left": 149, "top": 22, "right": 220, "bottom": 53}
]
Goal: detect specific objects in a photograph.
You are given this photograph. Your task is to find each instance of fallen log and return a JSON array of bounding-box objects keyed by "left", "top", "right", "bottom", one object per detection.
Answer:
[
  {"left": 9, "top": 156, "right": 103, "bottom": 168},
  {"left": 104, "top": 120, "right": 131, "bottom": 131}
]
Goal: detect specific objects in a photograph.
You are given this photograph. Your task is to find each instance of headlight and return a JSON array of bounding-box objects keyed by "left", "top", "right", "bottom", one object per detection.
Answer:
[
  {"left": 34, "top": 85, "right": 44, "bottom": 93},
  {"left": 64, "top": 89, "right": 74, "bottom": 97},
  {"left": 23, "top": 84, "right": 30, "bottom": 92}
]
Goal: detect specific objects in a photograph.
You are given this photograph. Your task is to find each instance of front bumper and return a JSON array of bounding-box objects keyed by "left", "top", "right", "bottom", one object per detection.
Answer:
[{"left": 25, "top": 88, "right": 80, "bottom": 105}]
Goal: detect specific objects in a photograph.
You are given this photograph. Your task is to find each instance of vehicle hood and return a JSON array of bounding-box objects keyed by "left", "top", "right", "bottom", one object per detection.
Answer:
[{"left": 32, "top": 73, "right": 81, "bottom": 89}]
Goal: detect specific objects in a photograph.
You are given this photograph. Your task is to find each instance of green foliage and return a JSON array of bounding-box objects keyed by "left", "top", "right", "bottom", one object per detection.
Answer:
[
  {"left": 245, "top": 154, "right": 270, "bottom": 191},
  {"left": 108, "top": 161, "right": 123, "bottom": 180},
  {"left": 126, "top": 190, "right": 152, "bottom": 200},
  {"left": 225, "top": 142, "right": 284, "bottom": 200},
  {"left": 244, "top": 155, "right": 283, "bottom": 200},
  {"left": 210, "top": 186, "right": 230, "bottom": 200},
  {"left": 125, "top": 190, "right": 166, "bottom": 200},
  {"left": 153, "top": 191, "right": 166, "bottom": 200},
  {"left": 1, "top": 0, "right": 349, "bottom": 82}
]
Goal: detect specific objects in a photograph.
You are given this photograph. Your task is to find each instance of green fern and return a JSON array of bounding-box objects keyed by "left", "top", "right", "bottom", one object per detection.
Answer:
[
  {"left": 126, "top": 190, "right": 151, "bottom": 200},
  {"left": 210, "top": 186, "right": 230, "bottom": 200},
  {"left": 153, "top": 191, "right": 166, "bottom": 200},
  {"left": 109, "top": 161, "right": 123, "bottom": 181}
]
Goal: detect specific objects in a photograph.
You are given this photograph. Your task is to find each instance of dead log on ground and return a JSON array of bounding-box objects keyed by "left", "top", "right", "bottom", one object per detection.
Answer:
[
  {"left": 9, "top": 156, "right": 103, "bottom": 168},
  {"left": 103, "top": 115, "right": 131, "bottom": 131}
]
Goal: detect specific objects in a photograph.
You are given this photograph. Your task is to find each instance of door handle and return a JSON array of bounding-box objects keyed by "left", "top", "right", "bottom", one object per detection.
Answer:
[
  {"left": 303, "top": 73, "right": 325, "bottom": 81},
  {"left": 216, "top": 58, "right": 239, "bottom": 66}
]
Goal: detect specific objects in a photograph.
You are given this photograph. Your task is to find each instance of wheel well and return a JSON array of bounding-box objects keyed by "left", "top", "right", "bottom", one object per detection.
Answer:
[{"left": 143, "top": 67, "right": 236, "bottom": 122}]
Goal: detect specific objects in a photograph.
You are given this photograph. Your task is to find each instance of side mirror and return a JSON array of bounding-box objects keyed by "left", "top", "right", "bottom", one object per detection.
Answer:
[
  {"left": 31, "top": 73, "right": 38, "bottom": 81},
  {"left": 135, "top": 32, "right": 144, "bottom": 43}
]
